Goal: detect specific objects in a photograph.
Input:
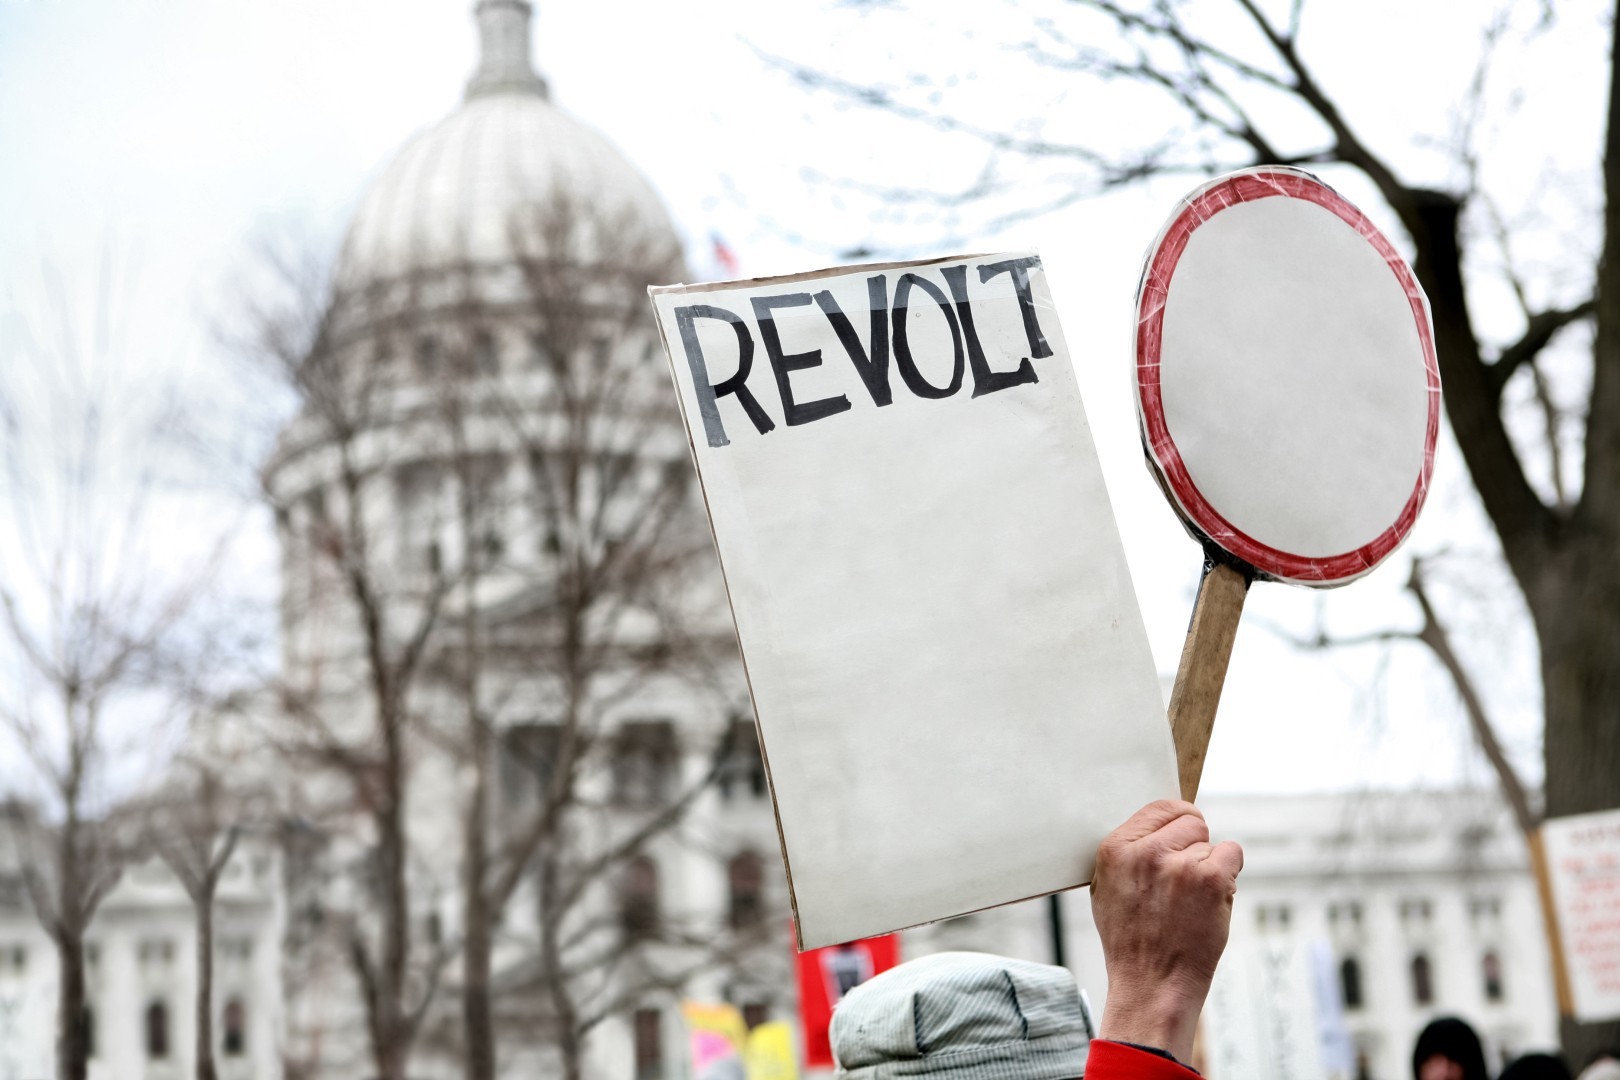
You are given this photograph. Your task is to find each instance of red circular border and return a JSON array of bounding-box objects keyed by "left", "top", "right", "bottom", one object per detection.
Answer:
[{"left": 1135, "top": 169, "right": 1441, "bottom": 585}]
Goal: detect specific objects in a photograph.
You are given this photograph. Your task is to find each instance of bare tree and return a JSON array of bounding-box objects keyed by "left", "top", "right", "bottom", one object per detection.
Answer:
[
  {"left": 240, "top": 196, "right": 768, "bottom": 1080},
  {"left": 437, "top": 198, "right": 763, "bottom": 1080},
  {"left": 241, "top": 239, "right": 459, "bottom": 1080},
  {"left": 774, "top": 0, "right": 1619, "bottom": 1058},
  {"left": 0, "top": 249, "right": 235, "bottom": 1079},
  {"left": 139, "top": 748, "right": 272, "bottom": 1080}
]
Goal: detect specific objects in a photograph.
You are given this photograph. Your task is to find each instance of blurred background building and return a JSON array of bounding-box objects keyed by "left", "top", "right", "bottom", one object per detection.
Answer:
[{"left": 1207, "top": 791, "right": 1557, "bottom": 1080}]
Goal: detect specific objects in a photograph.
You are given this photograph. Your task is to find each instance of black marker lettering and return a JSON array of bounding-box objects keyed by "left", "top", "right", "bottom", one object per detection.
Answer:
[
  {"left": 674, "top": 304, "right": 776, "bottom": 447},
  {"left": 814, "top": 275, "right": 893, "bottom": 407},
  {"left": 941, "top": 264, "right": 1039, "bottom": 398},
  {"left": 978, "top": 256, "right": 1054, "bottom": 361},
  {"left": 752, "top": 292, "right": 852, "bottom": 427},
  {"left": 891, "top": 273, "right": 964, "bottom": 400}
]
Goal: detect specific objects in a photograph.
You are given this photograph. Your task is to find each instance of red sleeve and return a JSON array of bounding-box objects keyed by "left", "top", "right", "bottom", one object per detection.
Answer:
[{"left": 1086, "top": 1039, "right": 1203, "bottom": 1079}]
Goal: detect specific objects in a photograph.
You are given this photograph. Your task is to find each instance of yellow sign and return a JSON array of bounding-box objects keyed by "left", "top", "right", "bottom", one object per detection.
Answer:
[{"left": 745, "top": 1021, "right": 798, "bottom": 1080}]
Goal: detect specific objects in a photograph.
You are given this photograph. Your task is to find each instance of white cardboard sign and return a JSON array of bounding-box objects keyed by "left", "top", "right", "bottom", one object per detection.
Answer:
[
  {"left": 650, "top": 252, "right": 1177, "bottom": 949},
  {"left": 1542, "top": 808, "right": 1620, "bottom": 1021}
]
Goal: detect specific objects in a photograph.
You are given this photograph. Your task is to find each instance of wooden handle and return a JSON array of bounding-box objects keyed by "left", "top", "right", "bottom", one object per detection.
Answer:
[
  {"left": 1167, "top": 561, "right": 1250, "bottom": 802},
  {"left": 1528, "top": 827, "right": 1576, "bottom": 1017}
]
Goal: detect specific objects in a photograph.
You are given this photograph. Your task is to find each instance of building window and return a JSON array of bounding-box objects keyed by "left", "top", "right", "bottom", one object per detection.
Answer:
[
  {"left": 145, "top": 1000, "right": 170, "bottom": 1059},
  {"left": 613, "top": 722, "right": 677, "bottom": 807},
  {"left": 1411, "top": 952, "right": 1434, "bottom": 1005},
  {"left": 220, "top": 937, "right": 253, "bottom": 963},
  {"left": 633, "top": 1007, "right": 663, "bottom": 1080},
  {"left": 1482, "top": 950, "right": 1504, "bottom": 1003},
  {"left": 395, "top": 462, "right": 444, "bottom": 572},
  {"left": 501, "top": 723, "right": 562, "bottom": 804},
  {"left": 1340, "top": 955, "right": 1364, "bottom": 1010},
  {"left": 1328, "top": 901, "right": 1364, "bottom": 928},
  {"left": 530, "top": 331, "right": 556, "bottom": 371},
  {"left": 464, "top": 453, "right": 507, "bottom": 567},
  {"left": 728, "top": 852, "right": 765, "bottom": 931},
  {"left": 223, "top": 997, "right": 246, "bottom": 1056},
  {"left": 416, "top": 335, "right": 441, "bottom": 376},
  {"left": 621, "top": 856, "right": 660, "bottom": 938},
  {"left": 1256, "top": 904, "right": 1291, "bottom": 932},
  {"left": 138, "top": 939, "right": 175, "bottom": 967},
  {"left": 473, "top": 330, "right": 500, "bottom": 375},
  {"left": 717, "top": 719, "right": 767, "bottom": 802},
  {"left": 81, "top": 1006, "right": 95, "bottom": 1059},
  {"left": 1400, "top": 898, "right": 1434, "bottom": 925}
]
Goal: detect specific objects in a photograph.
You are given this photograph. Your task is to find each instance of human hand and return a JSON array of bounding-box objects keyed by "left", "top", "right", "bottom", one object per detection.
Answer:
[{"left": 1090, "top": 799, "right": 1243, "bottom": 1064}]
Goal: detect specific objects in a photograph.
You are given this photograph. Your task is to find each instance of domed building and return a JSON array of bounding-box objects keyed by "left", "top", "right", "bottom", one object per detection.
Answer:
[{"left": 263, "top": 3, "right": 786, "bottom": 1076}]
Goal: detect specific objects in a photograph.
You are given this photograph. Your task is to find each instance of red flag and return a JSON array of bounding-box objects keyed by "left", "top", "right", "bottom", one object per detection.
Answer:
[
  {"left": 711, "top": 232, "right": 740, "bottom": 277},
  {"left": 793, "top": 926, "right": 900, "bottom": 1070}
]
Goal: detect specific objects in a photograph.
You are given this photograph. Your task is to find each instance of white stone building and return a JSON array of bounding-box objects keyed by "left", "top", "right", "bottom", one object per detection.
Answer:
[
  {"left": 1204, "top": 789, "right": 1561, "bottom": 1080},
  {"left": 0, "top": 841, "right": 284, "bottom": 1080}
]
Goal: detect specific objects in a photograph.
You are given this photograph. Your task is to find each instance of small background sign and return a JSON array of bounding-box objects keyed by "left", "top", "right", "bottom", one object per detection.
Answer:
[
  {"left": 794, "top": 931, "right": 900, "bottom": 1070},
  {"left": 1542, "top": 807, "right": 1620, "bottom": 1021}
]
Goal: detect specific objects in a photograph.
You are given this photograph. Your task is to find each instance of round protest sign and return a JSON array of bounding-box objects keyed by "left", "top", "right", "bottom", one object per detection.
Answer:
[
  {"left": 1136, "top": 166, "right": 1442, "bottom": 801},
  {"left": 1136, "top": 166, "right": 1440, "bottom": 588}
]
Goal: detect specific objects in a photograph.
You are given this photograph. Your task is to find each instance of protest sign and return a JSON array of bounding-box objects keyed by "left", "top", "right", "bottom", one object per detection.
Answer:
[
  {"left": 794, "top": 930, "right": 900, "bottom": 1069},
  {"left": 1135, "top": 167, "right": 1441, "bottom": 798},
  {"left": 1204, "top": 938, "right": 1355, "bottom": 1080},
  {"left": 682, "top": 1002, "right": 748, "bottom": 1080},
  {"left": 743, "top": 1022, "right": 799, "bottom": 1080},
  {"left": 1541, "top": 807, "right": 1620, "bottom": 1021},
  {"left": 650, "top": 252, "right": 1176, "bottom": 948}
]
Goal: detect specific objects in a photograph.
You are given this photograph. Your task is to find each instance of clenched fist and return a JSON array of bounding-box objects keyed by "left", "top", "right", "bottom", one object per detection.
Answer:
[{"left": 1090, "top": 799, "right": 1243, "bottom": 1065}]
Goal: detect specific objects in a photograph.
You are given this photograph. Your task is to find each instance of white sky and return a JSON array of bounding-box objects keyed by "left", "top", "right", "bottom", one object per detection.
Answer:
[{"left": 0, "top": 0, "right": 1604, "bottom": 798}]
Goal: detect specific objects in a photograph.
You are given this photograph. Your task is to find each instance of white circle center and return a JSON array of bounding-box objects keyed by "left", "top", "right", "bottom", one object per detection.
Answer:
[{"left": 1160, "top": 197, "right": 1430, "bottom": 560}]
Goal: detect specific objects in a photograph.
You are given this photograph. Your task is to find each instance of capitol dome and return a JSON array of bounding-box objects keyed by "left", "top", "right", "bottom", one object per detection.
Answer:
[{"left": 335, "top": 0, "right": 682, "bottom": 288}]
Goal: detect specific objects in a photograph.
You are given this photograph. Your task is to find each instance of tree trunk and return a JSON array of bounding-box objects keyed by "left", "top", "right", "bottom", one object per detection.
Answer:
[
  {"left": 463, "top": 727, "right": 495, "bottom": 1080},
  {"left": 462, "top": 885, "right": 494, "bottom": 1080},
  {"left": 195, "top": 891, "right": 217, "bottom": 1080},
  {"left": 538, "top": 851, "right": 583, "bottom": 1080},
  {"left": 377, "top": 782, "right": 412, "bottom": 1080},
  {"left": 457, "top": 440, "right": 498, "bottom": 1080},
  {"left": 359, "top": 719, "right": 414, "bottom": 1080},
  {"left": 1542, "top": 0, "right": 1620, "bottom": 1060},
  {"left": 54, "top": 932, "right": 88, "bottom": 1080}
]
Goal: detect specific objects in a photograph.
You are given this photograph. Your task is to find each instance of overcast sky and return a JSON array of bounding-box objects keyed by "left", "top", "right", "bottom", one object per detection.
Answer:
[{"left": 0, "top": 0, "right": 1605, "bottom": 798}]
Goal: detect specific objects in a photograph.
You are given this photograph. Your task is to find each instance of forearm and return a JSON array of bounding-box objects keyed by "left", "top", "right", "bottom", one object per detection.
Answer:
[
  {"left": 1097, "top": 972, "right": 1207, "bottom": 1065},
  {"left": 1088, "top": 800, "right": 1241, "bottom": 1070}
]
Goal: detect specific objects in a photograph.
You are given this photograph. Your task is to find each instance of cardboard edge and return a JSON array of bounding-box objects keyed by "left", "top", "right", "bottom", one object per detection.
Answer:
[
  {"left": 796, "top": 880, "right": 1097, "bottom": 952},
  {"left": 647, "top": 251, "right": 1000, "bottom": 299},
  {"left": 646, "top": 286, "right": 808, "bottom": 950}
]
